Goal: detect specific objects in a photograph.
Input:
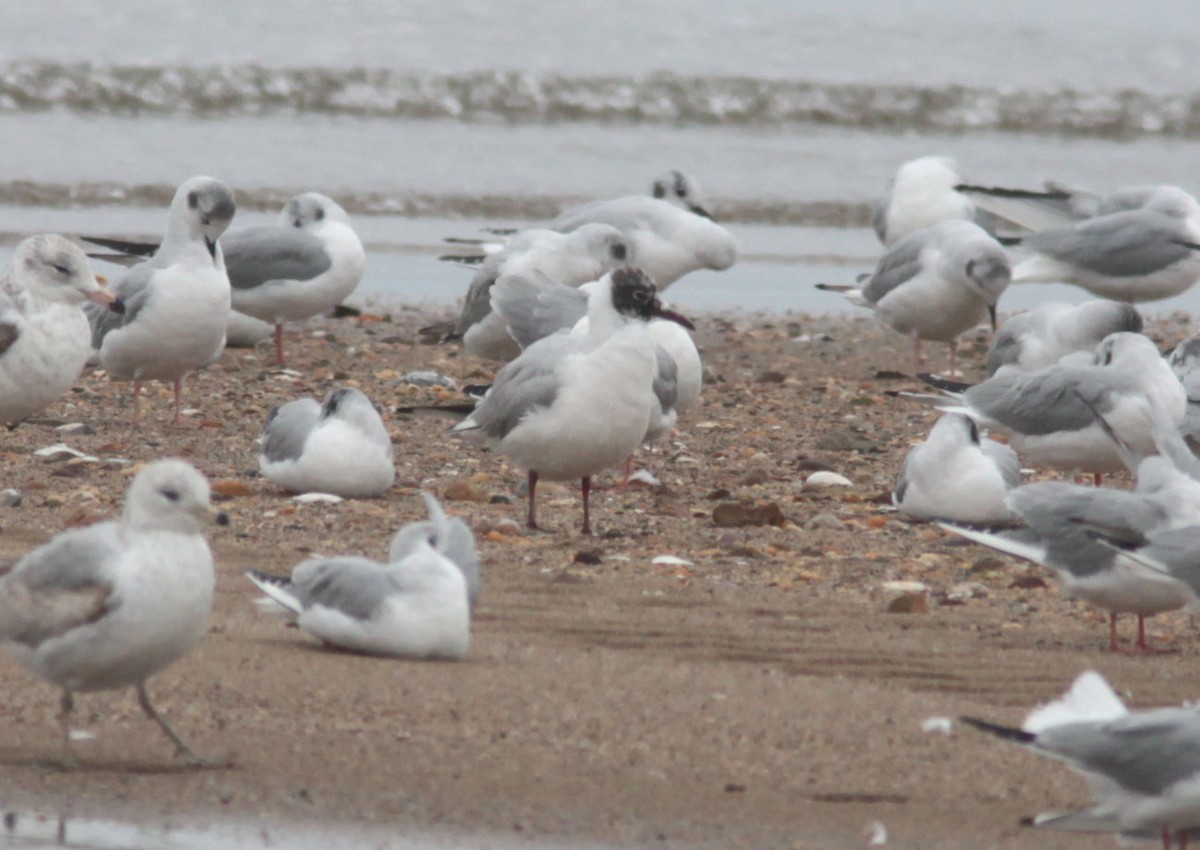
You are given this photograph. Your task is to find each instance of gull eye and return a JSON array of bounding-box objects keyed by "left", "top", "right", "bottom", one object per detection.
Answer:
[
  {"left": 52, "top": 264, "right": 71, "bottom": 275},
  {"left": 161, "top": 488, "right": 180, "bottom": 502},
  {"left": 314, "top": 208, "right": 325, "bottom": 221},
  {"left": 187, "top": 191, "right": 199, "bottom": 209}
]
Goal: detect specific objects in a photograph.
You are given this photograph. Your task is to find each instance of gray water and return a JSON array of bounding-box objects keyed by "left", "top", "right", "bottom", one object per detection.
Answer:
[{"left": 6, "top": 2, "right": 1200, "bottom": 316}]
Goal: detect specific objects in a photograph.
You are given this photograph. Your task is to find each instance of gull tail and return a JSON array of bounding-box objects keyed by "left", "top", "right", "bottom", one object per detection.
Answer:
[
  {"left": 245, "top": 570, "right": 303, "bottom": 617},
  {"left": 393, "top": 403, "right": 477, "bottom": 419},
  {"left": 937, "top": 524, "right": 1048, "bottom": 567},
  {"left": 959, "top": 716, "right": 1036, "bottom": 744},
  {"left": 814, "top": 283, "right": 869, "bottom": 308},
  {"left": 80, "top": 235, "right": 161, "bottom": 257},
  {"left": 954, "top": 183, "right": 1081, "bottom": 233},
  {"left": 917, "top": 373, "right": 974, "bottom": 393},
  {"left": 437, "top": 254, "right": 488, "bottom": 267},
  {"left": 1022, "top": 670, "right": 1127, "bottom": 733},
  {"left": 1027, "top": 810, "right": 1122, "bottom": 834}
]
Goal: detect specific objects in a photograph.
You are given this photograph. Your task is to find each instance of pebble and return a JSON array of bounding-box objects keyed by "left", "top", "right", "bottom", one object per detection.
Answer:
[
  {"left": 712, "top": 501, "right": 788, "bottom": 528},
  {"left": 402, "top": 371, "right": 457, "bottom": 389},
  {"left": 443, "top": 478, "right": 486, "bottom": 502},
  {"left": 55, "top": 423, "right": 95, "bottom": 435},
  {"left": 34, "top": 444, "right": 97, "bottom": 463},
  {"left": 293, "top": 493, "right": 344, "bottom": 504},
  {"left": 0, "top": 489, "right": 20, "bottom": 508},
  {"left": 804, "top": 513, "right": 844, "bottom": 531},
  {"left": 802, "top": 471, "right": 853, "bottom": 489},
  {"left": 886, "top": 592, "right": 928, "bottom": 614}
]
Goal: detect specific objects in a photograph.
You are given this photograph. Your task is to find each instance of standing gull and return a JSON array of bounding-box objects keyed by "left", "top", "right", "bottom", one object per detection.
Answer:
[
  {"left": 87, "top": 176, "right": 236, "bottom": 425},
  {"left": 963, "top": 671, "right": 1200, "bottom": 848},
  {"left": 0, "top": 235, "right": 116, "bottom": 427},
  {"left": 223, "top": 193, "right": 365, "bottom": 367},
  {"left": 450, "top": 267, "right": 694, "bottom": 534},
  {"left": 245, "top": 493, "right": 474, "bottom": 658},
  {"left": 987, "top": 300, "right": 1143, "bottom": 376},
  {"left": 818, "top": 219, "right": 1011, "bottom": 375},
  {"left": 0, "top": 460, "right": 227, "bottom": 767},
  {"left": 892, "top": 413, "right": 1020, "bottom": 525},
  {"left": 259, "top": 387, "right": 395, "bottom": 498}
]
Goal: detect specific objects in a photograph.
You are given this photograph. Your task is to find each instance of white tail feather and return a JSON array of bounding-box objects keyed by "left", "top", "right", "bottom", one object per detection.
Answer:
[{"left": 1023, "top": 670, "right": 1127, "bottom": 734}]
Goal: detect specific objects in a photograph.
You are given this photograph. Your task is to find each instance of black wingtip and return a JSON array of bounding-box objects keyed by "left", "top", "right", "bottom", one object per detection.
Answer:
[
  {"left": 917, "top": 373, "right": 974, "bottom": 393},
  {"left": 108, "top": 298, "right": 127, "bottom": 315},
  {"left": 960, "top": 716, "right": 1036, "bottom": 743}
]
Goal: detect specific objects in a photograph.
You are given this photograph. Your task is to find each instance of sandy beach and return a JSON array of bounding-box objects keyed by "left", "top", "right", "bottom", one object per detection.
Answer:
[{"left": 2, "top": 304, "right": 1199, "bottom": 849}]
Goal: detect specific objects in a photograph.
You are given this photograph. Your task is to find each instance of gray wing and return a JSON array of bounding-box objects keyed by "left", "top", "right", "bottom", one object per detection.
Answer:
[
  {"left": 1008, "top": 483, "right": 1167, "bottom": 577},
  {"left": 456, "top": 334, "right": 574, "bottom": 439},
  {"left": 860, "top": 233, "right": 927, "bottom": 304},
  {"left": 1124, "top": 526, "right": 1200, "bottom": 593},
  {"left": 966, "top": 367, "right": 1115, "bottom": 435},
  {"left": 222, "top": 226, "right": 331, "bottom": 290},
  {"left": 87, "top": 262, "right": 155, "bottom": 348},
  {"left": 0, "top": 291, "right": 21, "bottom": 358},
  {"left": 1025, "top": 210, "right": 1194, "bottom": 277},
  {"left": 981, "top": 439, "right": 1022, "bottom": 488},
  {"left": 1041, "top": 709, "right": 1200, "bottom": 797},
  {"left": 491, "top": 272, "right": 588, "bottom": 349},
  {"left": 260, "top": 398, "right": 321, "bottom": 463},
  {"left": 870, "top": 196, "right": 889, "bottom": 243},
  {"left": 0, "top": 524, "right": 120, "bottom": 647},
  {"left": 985, "top": 325, "right": 1022, "bottom": 374},
  {"left": 652, "top": 344, "right": 679, "bottom": 413},
  {"left": 453, "top": 254, "right": 504, "bottom": 338},
  {"left": 290, "top": 556, "right": 403, "bottom": 621}
]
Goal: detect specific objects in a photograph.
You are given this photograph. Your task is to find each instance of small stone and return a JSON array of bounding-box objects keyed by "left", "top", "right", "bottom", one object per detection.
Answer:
[
  {"left": 712, "top": 501, "right": 788, "bottom": 528},
  {"left": 211, "top": 479, "right": 253, "bottom": 498},
  {"left": 0, "top": 489, "right": 21, "bottom": 508},
  {"left": 740, "top": 469, "right": 770, "bottom": 486},
  {"left": 815, "top": 432, "right": 879, "bottom": 453},
  {"left": 945, "top": 582, "right": 988, "bottom": 602},
  {"left": 887, "top": 592, "right": 928, "bottom": 614},
  {"left": 705, "top": 488, "right": 732, "bottom": 500},
  {"left": 443, "top": 478, "right": 485, "bottom": 502},
  {"left": 802, "top": 471, "right": 853, "bottom": 489},
  {"left": 804, "top": 513, "right": 844, "bottom": 531},
  {"left": 756, "top": 370, "right": 786, "bottom": 384},
  {"left": 489, "top": 493, "right": 514, "bottom": 505},
  {"left": 402, "top": 370, "right": 456, "bottom": 389},
  {"left": 1009, "top": 575, "right": 1049, "bottom": 590},
  {"left": 573, "top": 550, "right": 603, "bottom": 565},
  {"left": 55, "top": 423, "right": 95, "bottom": 435}
]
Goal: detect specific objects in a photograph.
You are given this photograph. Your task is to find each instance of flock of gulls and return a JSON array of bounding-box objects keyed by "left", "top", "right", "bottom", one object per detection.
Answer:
[{"left": 7, "top": 157, "right": 1200, "bottom": 843}]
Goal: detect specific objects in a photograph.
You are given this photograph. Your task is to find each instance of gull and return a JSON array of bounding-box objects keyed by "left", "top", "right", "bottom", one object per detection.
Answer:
[
  {"left": 259, "top": 387, "right": 394, "bottom": 498},
  {"left": 547, "top": 183, "right": 737, "bottom": 291},
  {"left": 1167, "top": 332, "right": 1200, "bottom": 449},
  {"left": 987, "top": 300, "right": 1144, "bottom": 376},
  {"left": 648, "top": 169, "right": 715, "bottom": 219},
  {"left": 245, "top": 493, "right": 474, "bottom": 658},
  {"left": 87, "top": 193, "right": 364, "bottom": 368},
  {"left": 913, "top": 332, "right": 1186, "bottom": 479},
  {"left": 963, "top": 670, "right": 1200, "bottom": 849},
  {"left": 0, "top": 234, "right": 117, "bottom": 427},
  {"left": 939, "top": 397, "right": 1200, "bottom": 651},
  {"left": 1007, "top": 186, "right": 1200, "bottom": 302},
  {"left": 871, "top": 156, "right": 981, "bottom": 246},
  {"left": 450, "top": 224, "right": 631, "bottom": 361},
  {"left": 959, "top": 180, "right": 1197, "bottom": 233},
  {"left": 491, "top": 271, "right": 703, "bottom": 441},
  {"left": 892, "top": 413, "right": 1020, "bottom": 525},
  {"left": 86, "top": 176, "right": 236, "bottom": 425},
  {"left": 450, "top": 267, "right": 693, "bottom": 534},
  {"left": 223, "top": 193, "right": 365, "bottom": 367},
  {"left": 0, "top": 459, "right": 227, "bottom": 767},
  {"left": 818, "top": 219, "right": 1011, "bottom": 375}
]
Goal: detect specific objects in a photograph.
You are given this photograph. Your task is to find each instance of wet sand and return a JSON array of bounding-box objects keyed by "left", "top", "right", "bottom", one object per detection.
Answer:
[{"left": 1, "top": 305, "right": 1198, "bottom": 849}]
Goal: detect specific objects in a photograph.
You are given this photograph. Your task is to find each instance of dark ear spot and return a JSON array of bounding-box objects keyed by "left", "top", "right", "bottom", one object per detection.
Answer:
[
  {"left": 651, "top": 181, "right": 666, "bottom": 199},
  {"left": 966, "top": 418, "right": 979, "bottom": 444},
  {"left": 673, "top": 171, "right": 687, "bottom": 196},
  {"left": 611, "top": 243, "right": 627, "bottom": 262},
  {"left": 314, "top": 208, "right": 325, "bottom": 220},
  {"left": 188, "top": 191, "right": 199, "bottom": 209},
  {"left": 965, "top": 259, "right": 976, "bottom": 277}
]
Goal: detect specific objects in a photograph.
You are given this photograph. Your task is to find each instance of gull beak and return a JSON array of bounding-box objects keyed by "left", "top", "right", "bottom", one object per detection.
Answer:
[
  {"left": 86, "top": 289, "right": 117, "bottom": 306},
  {"left": 688, "top": 204, "right": 715, "bottom": 221},
  {"left": 988, "top": 304, "right": 998, "bottom": 331},
  {"left": 652, "top": 305, "right": 696, "bottom": 331}
]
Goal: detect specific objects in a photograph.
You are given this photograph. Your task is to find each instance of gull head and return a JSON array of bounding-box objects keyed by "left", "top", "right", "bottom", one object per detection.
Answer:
[
  {"left": 652, "top": 169, "right": 712, "bottom": 220},
  {"left": 574, "top": 223, "right": 632, "bottom": 270},
  {"left": 605, "top": 267, "right": 695, "bottom": 330},
  {"left": 172, "top": 176, "right": 237, "bottom": 256},
  {"left": 123, "top": 459, "right": 225, "bottom": 535},
  {"left": 963, "top": 250, "right": 1012, "bottom": 329},
  {"left": 319, "top": 386, "right": 384, "bottom": 432},
  {"left": 7, "top": 234, "right": 113, "bottom": 307},
  {"left": 283, "top": 192, "right": 352, "bottom": 230},
  {"left": 1093, "top": 331, "right": 1162, "bottom": 368}
]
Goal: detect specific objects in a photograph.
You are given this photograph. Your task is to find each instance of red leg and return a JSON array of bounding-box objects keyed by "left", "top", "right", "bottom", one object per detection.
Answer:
[
  {"left": 1109, "top": 612, "right": 1120, "bottom": 652},
  {"left": 911, "top": 333, "right": 924, "bottom": 374},
  {"left": 172, "top": 378, "right": 183, "bottom": 426},
  {"left": 1093, "top": 472, "right": 1103, "bottom": 487},
  {"left": 1162, "top": 827, "right": 1171, "bottom": 850},
  {"left": 526, "top": 470, "right": 539, "bottom": 530},
  {"left": 581, "top": 476, "right": 592, "bottom": 535},
  {"left": 274, "top": 323, "right": 285, "bottom": 367},
  {"left": 132, "top": 380, "right": 143, "bottom": 423},
  {"left": 948, "top": 339, "right": 959, "bottom": 377}
]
